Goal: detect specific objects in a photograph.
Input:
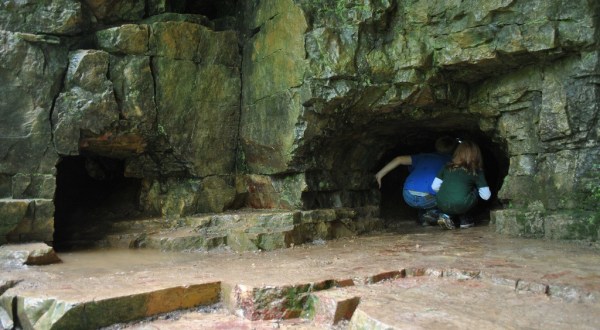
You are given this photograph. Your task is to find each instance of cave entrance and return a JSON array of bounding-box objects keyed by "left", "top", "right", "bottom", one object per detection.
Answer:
[
  {"left": 53, "top": 155, "right": 144, "bottom": 251},
  {"left": 164, "top": 0, "right": 238, "bottom": 20},
  {"left": 375, "top": 131, "right": 508, "bottom": 224}
]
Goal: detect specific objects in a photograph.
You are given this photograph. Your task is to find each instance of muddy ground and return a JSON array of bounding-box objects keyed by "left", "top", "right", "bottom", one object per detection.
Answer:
[{"left": 2, "top": 221, "right": 600, "bottom": 329}]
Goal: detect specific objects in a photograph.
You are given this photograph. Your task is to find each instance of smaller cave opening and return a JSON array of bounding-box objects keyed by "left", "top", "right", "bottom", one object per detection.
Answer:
[
  {"left": 376, "top": 131, "right": 508, "bottom": 224},
  {"left": 53, "top": 155, "right": 145, "bottom": 251},
  {"left": 165, "top": 0, "right": 238, "bottom": 20}
]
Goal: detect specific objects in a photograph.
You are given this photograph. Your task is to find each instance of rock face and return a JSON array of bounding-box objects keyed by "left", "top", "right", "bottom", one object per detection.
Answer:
[
  {"left": 0, "top": 0, "right": 598, "bottom": 245},
  {"left": 0, "top": 243, "right": 61, "bottom": 266}
]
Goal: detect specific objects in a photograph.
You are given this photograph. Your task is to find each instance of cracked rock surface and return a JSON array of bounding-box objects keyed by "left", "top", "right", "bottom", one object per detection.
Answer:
[{"left": 1, "top": 222, "right": 600, "bottom": 329}]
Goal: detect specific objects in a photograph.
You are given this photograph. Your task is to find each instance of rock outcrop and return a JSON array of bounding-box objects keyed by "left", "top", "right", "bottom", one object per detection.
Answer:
[
  {"left": 0, "top": 243, "right": 61, "bottom": 266},
  {"left": 0, "top": 0, "right": 598, "bottom": 245}
]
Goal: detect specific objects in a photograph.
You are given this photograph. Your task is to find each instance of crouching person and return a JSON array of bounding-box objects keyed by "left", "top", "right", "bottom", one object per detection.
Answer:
[{"left": 431, "top": 140, "right": 491, "bottom": 229}]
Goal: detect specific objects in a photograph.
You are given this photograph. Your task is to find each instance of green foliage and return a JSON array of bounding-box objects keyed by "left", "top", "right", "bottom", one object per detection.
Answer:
[
  {"left": 285, "top": 284, "right": 312, "bottom": 311},
  {"left": 588, "top": 164, "right": 600, "bottom": 202},
  {"left": 301, "top": 294, "right": 318, "bottom": 319},
  {"left": 593, "top": 187, "right": 600, "bottom": 202},
  {"left": 564, "top": 212, "right": 600, "bottom": 242},
  {"left": 580, "top": 164, "right": 600, "bottom": 211}
]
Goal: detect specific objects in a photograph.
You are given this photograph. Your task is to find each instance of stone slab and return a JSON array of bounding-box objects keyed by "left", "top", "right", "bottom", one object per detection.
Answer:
[
  {"left": 0, "top": 242, "right": 60, "bottom": 266},
  {"left": 1, "top": 223, "right": 600, "bottom": 328}
]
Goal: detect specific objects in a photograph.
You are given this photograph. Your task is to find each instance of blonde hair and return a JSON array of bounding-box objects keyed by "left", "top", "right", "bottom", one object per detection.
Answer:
[{"left": 449, "top": 140, "right": 483, "bottom": 174}]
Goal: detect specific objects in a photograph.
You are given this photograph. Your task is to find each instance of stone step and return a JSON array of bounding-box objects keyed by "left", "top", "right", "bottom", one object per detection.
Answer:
[
  {"left": 1, "top": 281, "right": 221, "bottom": 330},
  {"left": 121, "top": 306, "right": 321, "bottom": 329},
  {"left": 309, "top": 288, "right": 361, "bottom": 326},
  {"left": 0, "top": 198, "right": 54, "bottom": 244},
  {"left": 0, "top": 243, "right": 61, "bottom": 266},
  {"left": 91, "top": 207, "right": 383, "bottom": 252},
  {"left": 100, "top": 218, "right": 180, "bottom": 249},
  {"left": 129, "top": 227, "right": 229, "bottom": 251},
  {"left": 0, "top": 266, "right": 409, "bottom": 329},
  {"left": 7, "top": 268, "right": 592, "bottom": 330},
  {"left": 63, "top": 218, "right": 185, "bottom": 249},
  {"left": 3, "top": 229, "right": 600, "bottom": 330},
  {"left": 108, "top": 217, "right": 177, "bottom": 233}
]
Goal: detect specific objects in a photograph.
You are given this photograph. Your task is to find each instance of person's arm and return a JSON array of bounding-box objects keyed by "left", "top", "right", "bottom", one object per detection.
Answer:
[
  {"left": 375, "top": 156, "right": 412, "bottom": 188},
  {"left": 478, "top": 187, "right": 491, "bottom": 200},
  {"left": 431, "top": 167, "right": 445, "bottom": 192},
  {"left": 475, "top": 170, "right": 491, "bottom": 200},
  {"left": 431, "top": 177, "right": 443, "bottom": 192}
]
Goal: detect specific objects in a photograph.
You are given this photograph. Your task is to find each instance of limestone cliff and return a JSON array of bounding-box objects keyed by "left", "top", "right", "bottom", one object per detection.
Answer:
[{"left": 0, "top": 0, "right": 598, "bottom": 244}]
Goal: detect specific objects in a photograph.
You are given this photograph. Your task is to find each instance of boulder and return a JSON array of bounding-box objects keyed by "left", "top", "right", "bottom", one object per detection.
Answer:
[{"left": 0, "top": 242, "right": 61, "bottom": 266}]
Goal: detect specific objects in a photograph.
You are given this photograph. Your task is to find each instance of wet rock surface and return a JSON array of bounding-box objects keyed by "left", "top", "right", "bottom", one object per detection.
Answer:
[
  {"left": 1, "top": 0, "right": 598, "bottom": 246},
  {"left": 1, "top": 222, "right": 599, "bottom": 329},
  {"left": 0, "top": 243, "right": 60, "bottom": 266}
]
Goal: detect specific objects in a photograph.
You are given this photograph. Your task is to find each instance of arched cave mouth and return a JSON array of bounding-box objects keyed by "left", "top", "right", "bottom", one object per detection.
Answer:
[
  {"left": 53, "top": 155, "right": 145, "bottom": 251},
  {"left": 375, "top": 130, "right": 508, "bottom": 224}
]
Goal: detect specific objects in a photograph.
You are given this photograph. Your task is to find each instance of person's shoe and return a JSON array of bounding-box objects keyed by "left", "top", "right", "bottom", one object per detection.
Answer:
[
  {"left": 459, "top": 215, "right": 474, "bottom": 229},
  {"left": 437, "top": 213, "right": 455, "bottom": 230},
  {"left": 421, "top": 209, "right": 439, "bottom": 227}
]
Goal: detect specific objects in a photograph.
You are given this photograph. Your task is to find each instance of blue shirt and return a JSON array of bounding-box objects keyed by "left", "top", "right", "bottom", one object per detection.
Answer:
[{"left": 404, "top": 153, "right": 451, "bottom": 195}]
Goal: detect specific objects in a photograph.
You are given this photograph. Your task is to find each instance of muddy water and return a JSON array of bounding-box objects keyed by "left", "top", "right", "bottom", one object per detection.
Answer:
[
  {"left": 17, "top": 224, "right": 600, "bottom": 289},
  {"left": 3, "top": 224, "right": 600, "bottom": 329},
  {"left": 43, "top": 248, "right": 215, "bottom": 276}
]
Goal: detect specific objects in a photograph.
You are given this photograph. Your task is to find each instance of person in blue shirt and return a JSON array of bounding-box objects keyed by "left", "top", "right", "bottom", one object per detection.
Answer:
[{"left": 375, "top": 136, "right": 457, "bottom": 226}]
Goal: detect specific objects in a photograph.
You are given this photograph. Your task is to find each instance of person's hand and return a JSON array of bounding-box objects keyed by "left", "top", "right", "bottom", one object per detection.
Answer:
[{"left": 375, "top": 174, "right": 382, "bottom": 189}]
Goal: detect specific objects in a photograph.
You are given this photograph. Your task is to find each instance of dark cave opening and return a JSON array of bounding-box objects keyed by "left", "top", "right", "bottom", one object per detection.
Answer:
[
  {"left": 165, "top": 0, "right": 238, "bottom": 20},
  {"left": 53, "top": 155, "right": 144, "bottom": 250},
  {"left": 375, "top": 130, "right": 508, "bottom": 224}
]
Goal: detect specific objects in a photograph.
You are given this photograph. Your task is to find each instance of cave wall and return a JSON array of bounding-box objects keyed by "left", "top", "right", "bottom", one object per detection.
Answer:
[
  {"left": 0, "top": 0, "right": 598, "bottom": 244},
  {"left": 237, "top": 0, "right": 600, "bottom": 239},
  {"left": 0, "top": 0, "right": 242, "bottom": 243}
]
